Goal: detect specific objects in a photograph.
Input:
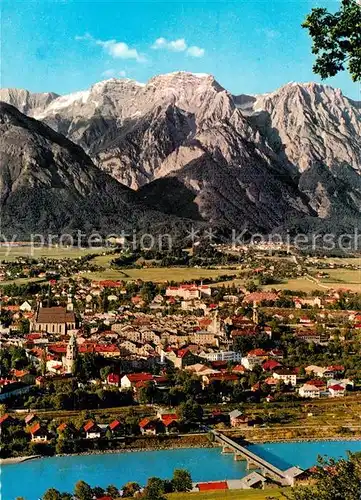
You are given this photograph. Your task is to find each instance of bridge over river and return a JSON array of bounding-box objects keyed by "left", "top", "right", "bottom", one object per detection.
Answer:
[{"left": 211, "top": 430, "right": 293, "bottom": 486}]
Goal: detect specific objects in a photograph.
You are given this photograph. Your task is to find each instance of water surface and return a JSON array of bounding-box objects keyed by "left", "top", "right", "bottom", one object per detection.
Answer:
[{"left": 2, "top": 440, "right": 361, "bottom": 500}]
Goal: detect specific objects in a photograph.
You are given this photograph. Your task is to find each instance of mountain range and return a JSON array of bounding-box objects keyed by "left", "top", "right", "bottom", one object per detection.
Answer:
[{"left": 1, "top": 72, "right": 360, "bottom": 239}]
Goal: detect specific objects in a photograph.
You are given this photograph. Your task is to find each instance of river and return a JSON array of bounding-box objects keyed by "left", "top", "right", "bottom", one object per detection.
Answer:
[{"left": 2, "top": 441, "right": 361, "bottom": 500}]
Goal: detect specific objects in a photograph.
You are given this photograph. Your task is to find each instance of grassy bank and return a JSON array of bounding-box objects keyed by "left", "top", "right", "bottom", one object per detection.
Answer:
[{"left": 167, "top": 488, "right": 287, "bottom": 499}]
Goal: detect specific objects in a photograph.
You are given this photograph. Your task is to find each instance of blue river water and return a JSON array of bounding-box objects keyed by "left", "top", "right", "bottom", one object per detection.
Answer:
[{"left": 2, "top": 441, "right": 361, "bottom": 500}]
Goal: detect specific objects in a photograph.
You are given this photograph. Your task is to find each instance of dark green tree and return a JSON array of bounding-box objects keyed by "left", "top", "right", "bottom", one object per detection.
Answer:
[
  {"left": 74, "top": 480, "right": 93, "bottom": 500},
  {"left": 122, "top": 482, "right": 141, "bottom": 497},
  {"left": 106, "top": 484, "right": 119, "bottom": 497},
  {"left": 303, "top": 0, "right": 361, "bottom": 82},
  {"left": 142, "top": 477, "right": 166, "bottom": 500},
  {"left": 172, "top": 469, "right": 192, "bottom": 492},
  {"left": 42, "top": 488, "right": 62, "bottom": 500},
  {"left": 285, "top": 452, "right": 361, "bottom": 499},
  {"left": 178, "top": 400, "right": 203, "bottom": 423}
]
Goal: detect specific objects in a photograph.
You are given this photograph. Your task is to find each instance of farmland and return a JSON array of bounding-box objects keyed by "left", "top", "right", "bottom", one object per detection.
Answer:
[
  {"left": 167, "top": 488, "right": 286, "bottom": 499},
  {"left": 0, "top": 245, "right": 108, "bottom": 262}
]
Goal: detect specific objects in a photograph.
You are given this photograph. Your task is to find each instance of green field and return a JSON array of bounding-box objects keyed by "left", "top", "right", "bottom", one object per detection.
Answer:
[
  {"left": 0, "top": 277, "right": 45, "bottom": 286},
  {"left": 167, "top": 488, "right": 286, "bottom": 499},
  {"left": 0, "top": 246, "right": 108, "bottom": 262},
  {"left": 316, "top": 268, "right": 361, "bottom": 285},
  {"left": 83, "top": 267, "right": 239, "bottom": 283},
  {"left": 263, "top": 278, "right": 326, "bottom": 292}
]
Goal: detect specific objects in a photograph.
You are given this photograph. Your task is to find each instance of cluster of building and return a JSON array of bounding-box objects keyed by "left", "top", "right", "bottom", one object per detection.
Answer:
[{"left": 0, "top": 273, "right": 360, "bottom": 405}]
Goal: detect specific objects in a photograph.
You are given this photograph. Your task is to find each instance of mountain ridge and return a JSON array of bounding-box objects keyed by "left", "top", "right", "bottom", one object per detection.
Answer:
[{"left": 1, "top": 72, "right": 360, "bottom": 236}]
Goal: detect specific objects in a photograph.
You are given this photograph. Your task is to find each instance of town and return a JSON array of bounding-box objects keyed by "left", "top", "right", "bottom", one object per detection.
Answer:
[{"left": 1, "top": 245, "right": 361, "bottom": 498}]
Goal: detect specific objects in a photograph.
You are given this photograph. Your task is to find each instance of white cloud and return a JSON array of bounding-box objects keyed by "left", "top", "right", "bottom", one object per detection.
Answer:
[
  {"left": 151, "top": 37, "right": 204, "bottom": 57},
  {"left": 119, "top": 70, "right": 127, "bottom": 77},
  {"left": 76, "top": 33, "right": 146, "bottom": 62},
  {"left": 101, "top": 69, "right": 116, "bottom": 77},
  {"left": 259, "top": 28, "right": 281, "bottom": 40},
  {"left": 187, "top": 46, "right": 205, "bottom": 58},
  {"left": 151, "top": 37, "right": 187, "bottom": 52}
]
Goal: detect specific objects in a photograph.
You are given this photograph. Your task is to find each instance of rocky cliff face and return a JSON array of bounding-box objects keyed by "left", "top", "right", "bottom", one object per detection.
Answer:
[
  {"left": 1, "top": 73, "right": 360, "bottom": 234},
  {"left": 0, "top": 102, "right": 184, "bottom": 237},
  {"left": 243, "top": 82, "right": 361, "bottom": 175},
  {"left": 0, "top": 88, "right": 59, "bottom": 116}
]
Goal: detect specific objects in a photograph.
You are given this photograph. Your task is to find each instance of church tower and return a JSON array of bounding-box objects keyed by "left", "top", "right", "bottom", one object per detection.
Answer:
[
  {"left": 252, "top": 301, "right": 259, "bottom": 325},
  {"left": 64, "top": 333, "right": 78, "bottom": 374}
]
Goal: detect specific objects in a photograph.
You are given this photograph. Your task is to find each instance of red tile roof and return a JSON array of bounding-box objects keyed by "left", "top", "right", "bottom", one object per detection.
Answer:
[
  {"left": 24, "top": 413, "right": 37, "bottom": 424},
  {"left": 328, "top": 384, "right": 345, "bottom": 391},
  {"left": 247, "top": 348, "right": 267, "bottom": 357},
  {"left": 0, "top": 414, "right": 11, "bottom": 425},
  {"left": 109, "top": 419, "right": 121, "bottom": 431},
  {"left": 262, "top": 360, "right": 281, "bottom": 371},
  {"left": 243, "top": 292, "right": 278, "bottom": 303},
  {"left": 107, "top": 373, "right": 120, "bottom": 384},
  {"left": 126, "top": 373, "right": 154, "bottom": 383},
  {"left": 29, "top": 422, "right": 42, "bottom": 435},
  {"left": 84, "top": 420, "right": 96, "bottom": 432},
  {"left": 161, "top": 414, "right": 178, "bottom": 427},
  {"left": 326, "top": 365, "right": 344, "bottom": 372},
  {"left": 98, "top": 280, "right": 122, "bottom": 287},
  {"left": 198, "top": 482, "right": 228, "bottom": 491},
  {"left": 232, "top": 364, "right": 246, "bottom": 373},
  {"left": 139, "top": 418, "right": 153, "bottom": 429}
]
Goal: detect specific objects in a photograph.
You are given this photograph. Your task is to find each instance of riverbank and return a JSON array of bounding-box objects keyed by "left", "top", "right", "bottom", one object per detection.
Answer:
[
  {"left": 0, "top": 455, "right": 40, "bottom": 465},
  {"left": 4, "top": 433, "right": 361, "bottom": 464},
  {"left": 1, "top": 434, "right": 216, "bottom": 464},
  {"left": 3, "top": 441, "right": 361, "bottom": 500},
  {"left": 59, "top": 434, "right": 217, "bottom": 458}
]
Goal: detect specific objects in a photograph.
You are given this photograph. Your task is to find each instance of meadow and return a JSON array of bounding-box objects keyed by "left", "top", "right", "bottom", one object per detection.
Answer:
[
  {"left": 0, "top": 246, "right": 107, "bottom": 262},
  {"left": 167, "top": 488, "right": 286, "bottom": 499},
  {"left": 83, "top": 267, "right": 239, "bottom": 283}
]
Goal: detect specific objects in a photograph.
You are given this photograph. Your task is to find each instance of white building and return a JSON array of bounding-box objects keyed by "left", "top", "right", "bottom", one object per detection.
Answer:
[
  {"left": 298, "top": 383, "right": 321, "bottom": 398},
  {"left": 200, "top": 351, "right": 242, "bottom": 362},
  {"left": 328, "top": 384, "right": 346, "bottom": 398},
  {"left": 273, "top": 369, "right": 297, "bottom": 386},
  {"left": 166, "top": 285, "right": 212, "bottom": 300}
]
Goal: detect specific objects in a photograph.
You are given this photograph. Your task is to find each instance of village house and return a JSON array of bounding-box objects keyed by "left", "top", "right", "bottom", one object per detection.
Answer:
[
  {"left": 57, "top": 422, "right": 75, "bottom": 438},
  {"left": 199, "top": 350, "right": 242, "bottom": 362},
  {"left": 139, "top": 418, "right": 157, "bottom": 435},
  {"left": 273, "top": 368, "right": 297, "bottom": 387},
  {"left": 0, "top": 414, "right": 14, "bottom": 428},
  {"left": 229, "top": 410, "right": 249, "bottom": 428},
  {"left": 106, "top": 373, "right": 120, "bottom": 387},
  {"left": 298, "top": 383, "right": 321, "bottom": 398},
  {"left": 108, "top": 419, "right": 122, "bottom": 435},
  {"left": 83, "top": 420, "right": 102, "bottom": 439},
  {"left": 328, "top": 384, "right": 346, "bottom": 398},
  {"left": 242, "top": 291, "right": 279, "bottom": 305},
  {"left": 20, "top": 301, "right": 32, "bottom": 312},
  {"left": 237, "top": 472, "right": 268, "bottom": 490},
  {"left": 162, "top": 348, "right": 196, "bottom": 369},
  {"left": 121, "top": 373, "right": 154, "bottom": 390},
  {"left": 262, "top": 359, "right": 282, "bottom": 372},
  {"left": 241, "top": 349, "right": 268, "bottom": 370},
  {"left": 160, "top": 414, "right": 180, "bottom": 434},
  {"left": 305, "top": 365, "right": 344, "bottom": 379},
  {"left": 29, "top": 422, "right": 49, "bottom": 442}
]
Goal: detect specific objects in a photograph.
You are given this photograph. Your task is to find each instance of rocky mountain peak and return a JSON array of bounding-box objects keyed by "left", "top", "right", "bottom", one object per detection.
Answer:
[
  {"left": 1, "top": 74, "right": 360, "bottom": 236},
  {"left": 248, "top": 81, "right": 361, "bottom": 174}
]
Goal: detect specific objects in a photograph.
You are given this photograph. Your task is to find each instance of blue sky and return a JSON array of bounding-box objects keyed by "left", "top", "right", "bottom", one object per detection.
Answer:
[{"left": 1, "top": 0, "right": 360, "bottom": 99}]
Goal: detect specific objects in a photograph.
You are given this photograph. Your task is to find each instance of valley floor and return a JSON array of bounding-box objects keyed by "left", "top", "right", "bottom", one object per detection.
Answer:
[{"left": 167, "top": 488, "right": 287, "bottom": 499}]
